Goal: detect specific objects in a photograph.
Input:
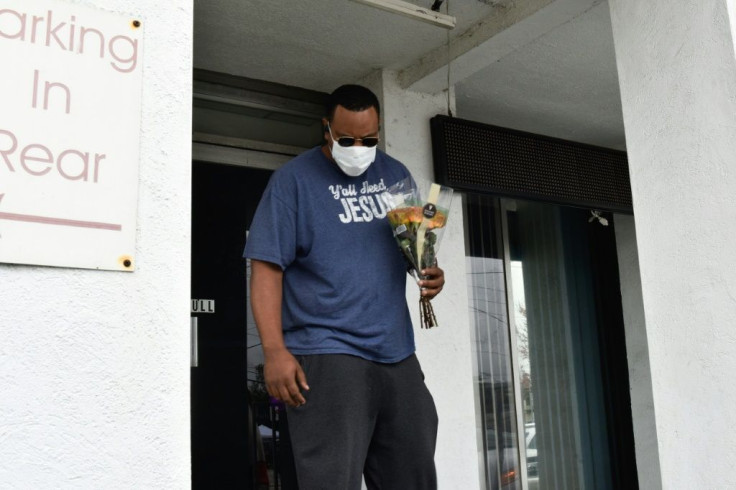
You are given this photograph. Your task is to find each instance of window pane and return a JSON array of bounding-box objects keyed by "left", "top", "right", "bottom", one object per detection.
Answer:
[
  {"left": 507, "top": 201, "right": 613, "bottom": 490},
  {"left": 465, "top": 195, "right": 620, "bottom": 490},
  {"left": 464, "top": 194, "right": 522, "bottom": 490}
]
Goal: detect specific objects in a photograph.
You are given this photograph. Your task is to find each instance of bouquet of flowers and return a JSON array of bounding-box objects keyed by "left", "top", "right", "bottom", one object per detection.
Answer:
[{"left": 385, "top": 177, "right": 453, "bottom": 328}]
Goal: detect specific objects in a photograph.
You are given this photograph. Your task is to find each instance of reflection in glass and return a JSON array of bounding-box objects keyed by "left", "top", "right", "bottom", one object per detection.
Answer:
[
  {"left": 464, "top": 194, "right": 521, "bottom": 490},
  {"left": 466, "top": 192, "right": 626, "bottom": 489},
  {"left": 508, "top": 201, "right": 613, "bottom": 490}
]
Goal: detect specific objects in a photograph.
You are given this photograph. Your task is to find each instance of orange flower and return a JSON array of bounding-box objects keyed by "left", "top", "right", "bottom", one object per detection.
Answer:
[{"left": 387, "top": 206, "right": 447, "bottom": 230}]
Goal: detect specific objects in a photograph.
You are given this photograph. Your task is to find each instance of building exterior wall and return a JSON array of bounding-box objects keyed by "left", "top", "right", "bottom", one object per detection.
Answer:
[
  {"left": 6, "top": 1, "right": 736, "bottom": 488},
  {"left": 0, "top": 1, "right": 193, "bottom": 488},
  {"left": 609, "top": 1, "right": 736, "bottom": 488}
]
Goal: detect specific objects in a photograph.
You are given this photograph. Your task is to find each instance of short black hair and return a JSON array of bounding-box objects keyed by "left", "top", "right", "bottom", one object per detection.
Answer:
[{"left": 326, "top": 84, "right": 380, "bottom": 121}]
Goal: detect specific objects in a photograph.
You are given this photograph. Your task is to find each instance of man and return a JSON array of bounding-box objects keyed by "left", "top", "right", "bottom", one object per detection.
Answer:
[{"left": 245, "top": 84, "right": 444, "bottom": 489}]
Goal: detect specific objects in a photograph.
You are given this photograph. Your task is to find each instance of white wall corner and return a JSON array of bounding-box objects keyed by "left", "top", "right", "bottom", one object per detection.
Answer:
[
  {"left": 608, "top": 0, "right": 736, "bottom": 487},
  {"left": 728, "top": 0, "right": 736, "bottom": 58},
  {"left": 614, "top": 214, "right": 663, "bottom": 490},
  {"left": 356, "top": 69, "right": 387, "bottom": 153}
]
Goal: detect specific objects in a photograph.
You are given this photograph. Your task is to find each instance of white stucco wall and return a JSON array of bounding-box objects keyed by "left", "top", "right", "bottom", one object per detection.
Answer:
[
  {"left": 0, "top": 1, "right": 193, "bottom": 488},
  {"left": 614, "top": 215, "right": 662, "bottom": 490},
  {"left": 729, "top": 0, "right": 736, "bottom": 53},
  {"left": 360, "top": 70, "right": 481, "bottom": 490},
  {"left": 609, "top": 1, "right": 736, "bottom": 488}
]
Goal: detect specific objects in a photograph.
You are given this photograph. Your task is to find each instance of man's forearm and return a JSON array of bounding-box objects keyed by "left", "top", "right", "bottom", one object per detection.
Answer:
[
  {"left": 250, "top": 259, "right": 308, "bottom": 406},
  {"left": 250, "top": 259, "right": 287, "bottom": 353}
]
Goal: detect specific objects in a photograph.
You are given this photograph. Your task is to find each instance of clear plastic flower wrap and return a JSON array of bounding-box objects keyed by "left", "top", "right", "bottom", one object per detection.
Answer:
[{"left": 385, "top": 177, "right": 453, "bottom": 328}]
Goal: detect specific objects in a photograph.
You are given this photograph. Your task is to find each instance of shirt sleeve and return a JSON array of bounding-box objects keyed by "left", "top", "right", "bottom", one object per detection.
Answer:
[{"left": 243, "top": 173, "right": 297, "bottom": 270}]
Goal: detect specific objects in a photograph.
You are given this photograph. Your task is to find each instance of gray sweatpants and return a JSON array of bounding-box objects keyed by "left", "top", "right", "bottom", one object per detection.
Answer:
[{"left": 287, "top": 353, "right": 438, "bottom": 490}]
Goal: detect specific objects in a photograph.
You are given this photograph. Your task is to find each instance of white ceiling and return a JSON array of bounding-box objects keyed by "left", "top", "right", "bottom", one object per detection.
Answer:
[{"left": 193, "top": 0, "right": 626, "bottom": 151}]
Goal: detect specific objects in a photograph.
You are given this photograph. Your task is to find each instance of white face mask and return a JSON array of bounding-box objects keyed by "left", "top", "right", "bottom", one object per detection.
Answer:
[
  {"left": 330, "top": 142, "right": 376, "bottom": 177},
  {"left": 327, "top": 123, "right": 377, "bottom": 177}
]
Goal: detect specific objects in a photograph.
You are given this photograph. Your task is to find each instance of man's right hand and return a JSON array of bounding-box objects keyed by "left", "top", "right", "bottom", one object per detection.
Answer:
[
  {"left": 264, "top": 347, "right": 310, "bottom": 407},
  {"left": 250, "top": 260, "right": 309, "bottom": 407}
]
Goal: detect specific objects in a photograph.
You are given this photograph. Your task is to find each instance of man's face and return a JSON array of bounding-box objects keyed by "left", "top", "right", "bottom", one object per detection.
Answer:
[{"left": 323, "top": 105, "right": 380, "bottom": 149}]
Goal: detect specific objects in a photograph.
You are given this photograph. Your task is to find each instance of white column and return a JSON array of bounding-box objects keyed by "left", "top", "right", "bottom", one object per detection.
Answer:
[
  {"left": 359, "top": 70, "right": 481, "bottom": 490},
  {"left": 614, "top": 215, "right": 662, "bottom": 490},
  {"left": 0, "top": 1, "right": 193, "bottom": 488},
  {"left": 608, "top": 1, "right": 736, "bottom": 488}
]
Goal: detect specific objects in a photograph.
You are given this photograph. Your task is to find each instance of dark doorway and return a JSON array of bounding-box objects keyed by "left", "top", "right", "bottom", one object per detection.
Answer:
[{"left": 190, "top": 161, "right": 298, "bottom": 489}]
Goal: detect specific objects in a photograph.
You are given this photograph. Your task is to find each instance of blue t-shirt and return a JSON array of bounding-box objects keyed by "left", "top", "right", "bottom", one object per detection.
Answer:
[{"left": 244, "top": 146, "right": 415, "bottom": 363}]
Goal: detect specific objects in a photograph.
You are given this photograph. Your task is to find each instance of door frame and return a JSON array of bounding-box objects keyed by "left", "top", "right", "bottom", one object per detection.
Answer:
[
  {"left": 192, "top": 135, "right": 299, "bottom": 170},
  {"left": 191, "top": 72, "right": 327, "bottom": 488}
]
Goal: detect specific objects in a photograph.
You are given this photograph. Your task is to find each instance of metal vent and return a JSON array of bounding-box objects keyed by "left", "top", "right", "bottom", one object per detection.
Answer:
[{"left": 430, "top": 115, "right": 633, "bottom": 213}]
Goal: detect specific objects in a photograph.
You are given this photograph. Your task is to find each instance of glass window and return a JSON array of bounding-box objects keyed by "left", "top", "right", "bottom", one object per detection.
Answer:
[
  {"left": 506, "top": 200, "right": 613, "bottom": 490},
  {"left": 465, "top": 195, "right": 621, "bottom": 490},
  {"left": 464, "top": 194, "right": 522, "bottom": 490}
]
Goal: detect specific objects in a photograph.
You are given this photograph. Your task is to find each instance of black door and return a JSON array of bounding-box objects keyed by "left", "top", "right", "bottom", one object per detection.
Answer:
[{"left": 191, "top": 161, "right": 297, "bottom": 489}]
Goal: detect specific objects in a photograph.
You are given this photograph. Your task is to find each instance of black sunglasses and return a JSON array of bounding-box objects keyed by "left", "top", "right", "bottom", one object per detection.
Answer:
[{"left": 327, "top": 123, "right": 379, "bottom": 148}]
